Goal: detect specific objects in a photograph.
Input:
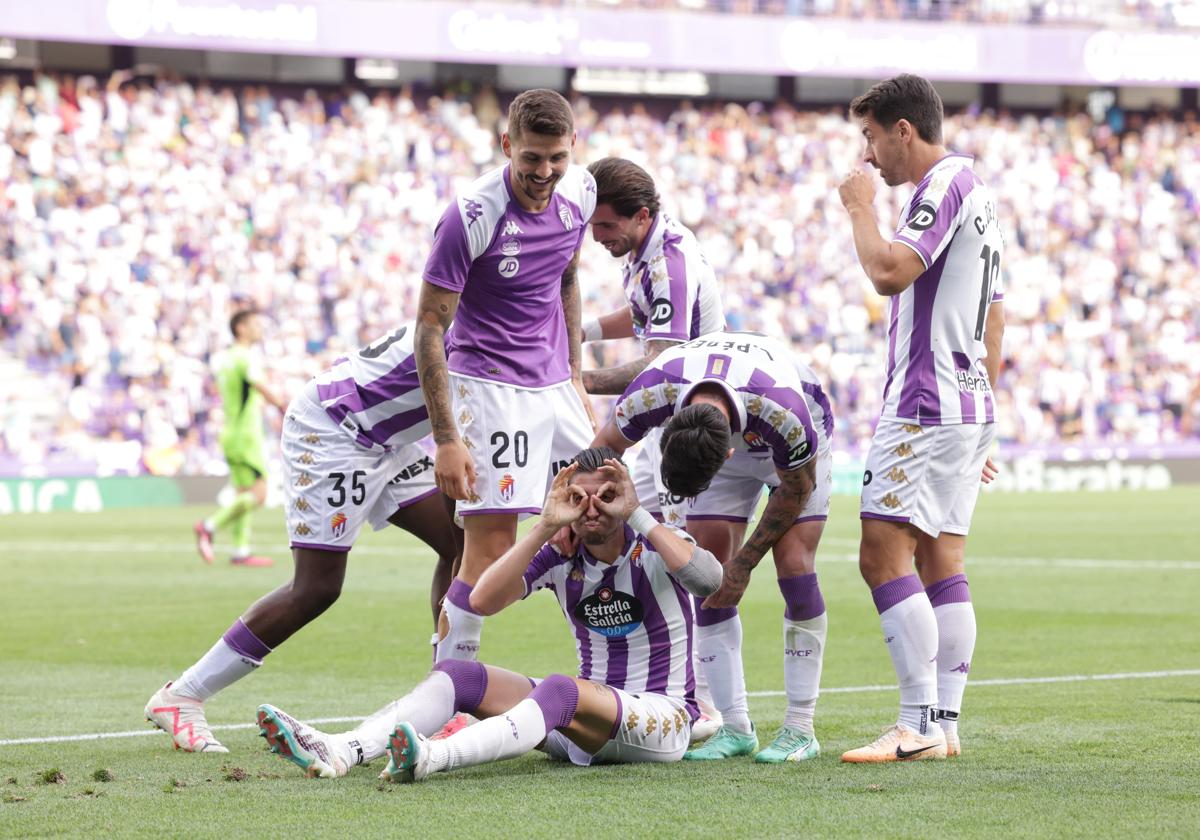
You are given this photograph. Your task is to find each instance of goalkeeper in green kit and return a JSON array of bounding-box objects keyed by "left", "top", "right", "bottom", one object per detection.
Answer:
[{"left": 195, "top": 309, "right": 287, "bottom": 567}]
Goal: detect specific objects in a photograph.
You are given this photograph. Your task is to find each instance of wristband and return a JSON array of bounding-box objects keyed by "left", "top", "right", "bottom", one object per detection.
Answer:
[
  {"left": 582, "top": 318, "right": 603, "bottom": 343},
  {"left": 627, "top": 506, "right": 658, "bottom": 537}
]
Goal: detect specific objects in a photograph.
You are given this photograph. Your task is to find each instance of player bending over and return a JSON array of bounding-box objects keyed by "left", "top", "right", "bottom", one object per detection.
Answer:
[
  {"left": 255, "top": 447, "right": 722, "bottom": 780},
  {"left": 146, "top": 324, "right": 461, "bottom": 753},
  {"left": 592, "top": 331, "right": 835, "bottom": 764}
]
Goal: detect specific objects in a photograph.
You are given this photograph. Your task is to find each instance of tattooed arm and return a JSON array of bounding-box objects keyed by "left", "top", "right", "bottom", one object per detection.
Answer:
[
  {"left": 702, "top": 458, "right": 816, "bottom": 608},
  {"left": 582, "top": 339, "right": 674, "bottom": 396},
  {"left": 561, "top": 251, "right": 599, "bottom": 431},
  {"left": 415, "top": 280, "right": 475, "bottom": 500}
]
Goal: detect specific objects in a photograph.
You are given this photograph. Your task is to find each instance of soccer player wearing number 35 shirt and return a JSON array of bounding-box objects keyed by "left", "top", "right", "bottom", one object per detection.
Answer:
[
  {"left": 838, "top": 74, "right": 1005, "bottom": 763},
  {"left": 416, "top": 89, "right": 598, "bottom": 667},
  {"left": 146, "top": 325, "right": 462, "bottom": 753},
  {"left": 592, "top": 331, "right": 835, "bottom": 764},
  {"left": 254, "top": 448, "right": 722, "bottom": 781}
]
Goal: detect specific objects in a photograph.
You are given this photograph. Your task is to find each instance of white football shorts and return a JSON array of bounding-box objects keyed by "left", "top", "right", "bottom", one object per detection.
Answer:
[
  {"left": 860, "top": 420, "right": 996, "bottom": 537},
  {"left": 686, "top": 443, "right": 833, "bottom": 525},
  {"left": 541, "top": 687, "right": 692, "bottom": 766},
  {"left": 281, "top": 395, "right": 438, "bottom": 551},
  {"left": 450, "top": 374, "right": 594, "bottom": 518}
]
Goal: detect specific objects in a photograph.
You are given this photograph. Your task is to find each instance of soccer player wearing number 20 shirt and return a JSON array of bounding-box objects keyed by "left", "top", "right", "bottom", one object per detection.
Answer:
[{"left": 838, "top": 74, "right": 1006, "bottom": 763}]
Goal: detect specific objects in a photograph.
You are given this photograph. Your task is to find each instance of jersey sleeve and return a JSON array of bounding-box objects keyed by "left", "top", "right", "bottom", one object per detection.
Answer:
[
  {"left": 642, "top": 232, "right": 693, "bottom": 343},
  {"left": 744, "top": 390, "right": 818, "bottom": 471},
  {"left": 422, "top": 198, "right": 475, "bottom": 293},
  {"left": 893, "top": 166, "right": 974, "bottom": 269},
  {"left": 522, "top": 544, "right": 569, "bottom": 597},
  {"left": 613, "top": 365, "right": 685, "bottom": 443}
]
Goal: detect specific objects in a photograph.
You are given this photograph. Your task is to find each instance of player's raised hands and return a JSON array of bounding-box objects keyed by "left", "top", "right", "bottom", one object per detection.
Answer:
[
  {"left": 838, "top": 168, "right": 877, "bottom": 211},
  {"left": 435, "top": 439, "right": 478, "bottom": 501},
  {"left": 592, "top": 458, "right": 638, "bottom": 521},
  {"left": 541, "top": 462, "right": 589, "bottom": 529}
]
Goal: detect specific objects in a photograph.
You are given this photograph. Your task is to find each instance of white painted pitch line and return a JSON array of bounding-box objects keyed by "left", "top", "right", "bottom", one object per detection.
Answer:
[
  {"left": 4, "top": 541, "right": 1199, "bottom": 571},
  {"left": 2, "top": 669, "right": 1198, "bottom": 747}
]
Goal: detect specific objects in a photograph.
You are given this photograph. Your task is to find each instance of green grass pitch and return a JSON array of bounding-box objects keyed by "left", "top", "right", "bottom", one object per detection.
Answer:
[{"left": 2, "top": 488, "right": 1198, "bottom": 838}]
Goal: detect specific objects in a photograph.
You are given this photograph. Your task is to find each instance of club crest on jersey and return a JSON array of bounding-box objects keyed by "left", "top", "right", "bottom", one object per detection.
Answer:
[
  {"left": 629, "top": 541, "right": 644, "bottom": 566},
  {"left": 499, "top": 473, "right": 515, "bottom": 502},
  {"left": 743, "top": 429, "right": 767, "bottom": 448},
  {"left": 330, "top": 511, "right": 348, "bottom": 538},
  {"left": 559, "top": 206, "right": 574, "bottom": 230},
  {"left": 574, "top": 587, "right": 644, "bottom": 638}
]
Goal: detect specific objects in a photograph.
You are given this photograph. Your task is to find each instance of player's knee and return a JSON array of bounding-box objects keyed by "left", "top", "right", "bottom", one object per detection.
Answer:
[
  {"left": 528, "top": 674, "right": 579, "bottom": 729},
  {"left": 293, "top": 576, "right": 342, "bottom": 616}
]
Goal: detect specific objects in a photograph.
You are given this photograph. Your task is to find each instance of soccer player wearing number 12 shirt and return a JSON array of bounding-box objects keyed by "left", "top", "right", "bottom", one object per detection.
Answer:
[{"left": 837, "top": 75, "right": 1006, "bottom": 762}]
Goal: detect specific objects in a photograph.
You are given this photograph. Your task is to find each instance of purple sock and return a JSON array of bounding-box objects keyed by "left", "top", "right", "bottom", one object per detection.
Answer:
[
  {"left": 528, "top": 674, "right": 579, "bottom": 730},
  {"left": 446, "top": 579, "right": 481, "bottom": 615},
  {"left": 925, "top": 573, "right": 971, "bottom": 606},
  {"left": 695, "top": 598, "right": 738, "bottom": 627},
  {"left": 778, "top": 573, "right": 825, "bottom": 621},
  {"left": 871, "top": 574, "right": 925, "bottom": 614},
  {"left": 432, "top": 659, "right": 489, "bottom": 714},
  {"left": 223, "top": 618, "right": 272, "bottom": 662}
]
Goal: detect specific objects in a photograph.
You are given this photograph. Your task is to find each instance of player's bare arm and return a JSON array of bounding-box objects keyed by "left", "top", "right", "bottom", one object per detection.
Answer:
[
  {"left": 703, "top": 459, "right": 816, "bottom": 609},
  {"left": 471, "top": 464, "right": 587, "bottom": 615},
  {"left": 250, "top": 380, "right": 288, "bottom": 413},
  {"left": 585, "top": 306, "right": 636, "bottom": 342},
  {"left": 583, "top": 339, "right": 675, "bottom": 395},
  {"left": 415, "top": 280, "right": 475, "bottom": 500},
  {"left": 590, "top": 419, "right": 634, "bottom": 456},
  {"left": 980, "top": 300, "right": 1006, "bottom": 484},
  {"left": 838, "top": 169, "right": 926, "bottom": 296},
  {"left": 561, "top": 251, "right": 599, "bottom": 431}
]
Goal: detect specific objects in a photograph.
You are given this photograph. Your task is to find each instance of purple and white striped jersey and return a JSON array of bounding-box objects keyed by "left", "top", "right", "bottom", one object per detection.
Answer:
[
  {"left": 423, "top": 164, "right": 596, "bottom": 389},
  {"left": 884, "top": 153, "right": 1006, "bottom": 425},
  {"left": 613, "top": 332, "right": 832, "bottom": 471},
  {"left": 523, "top": 525, "right": 699, "bottom": 717},
  {"left": 309, "top": 325, "right": 430, "bottom": 452},
  {"left": 623, "top": 213, "right": 725, "bottom": 344}
]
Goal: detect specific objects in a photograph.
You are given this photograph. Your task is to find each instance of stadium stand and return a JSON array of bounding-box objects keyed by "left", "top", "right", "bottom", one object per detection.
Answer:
[{"left": 1, "top": 73, "right": 1197, "bottom": 475}]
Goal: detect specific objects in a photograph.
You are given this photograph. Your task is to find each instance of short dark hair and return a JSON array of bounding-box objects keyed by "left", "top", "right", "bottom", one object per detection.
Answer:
[
  {"left": 229, "top": 309, "right": 258, "bottom": 338},
  {"left": 587, "top": 157, "right": 660, "bottom": 218},
  {"left": 659, "top": 404, "right": 730, "bottom": 498},
  {"left": 572, "top": 446, "right": 624, "bottom": 474},
  {"left": 507, "top": 89, "right": 574, "bottom": 140},
  {"left": 850, "top": 73, "right": 944, "bottom": 145}
]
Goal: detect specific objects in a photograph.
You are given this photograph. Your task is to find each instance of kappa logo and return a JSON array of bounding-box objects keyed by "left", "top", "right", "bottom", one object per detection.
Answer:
[
  {"left": 901, "top": 424, "right": 923, "bottom": 435},
  {"left": 951, "top": 661, "right": 971, "bottom": 674},
  {"left": 881, "top": 492, "right": 902, "bottom": 509},
  {"left": 885, "top": 467, "right": 909, "bottom": 483},
  {"left": 301, "top": 433, "right": 320, "bottom": 445},
  {"left": 559, "top": 206, "right": 574, "bottom": 230},
  {"left": 626, "top": 711, "right": 640, "bottom": 731},
  {"left": 499, "top": 473, "right": 515, "bottom": 502},
  {"left": 892, "top": 442, "right": 915, "bottom": 458},
  {"left": 298, "top": 452, "right": 315, "bottom": 465},
  {"left": 502, "top": 220, "right": 522, "bottom": 236},
  {"left": 294, "top": 523, "right": 313, "bottom": 536},
  {"left": 295, "top": 472, "right": 313, "bottom": 488},
  {"left": 464, "top": 198, "right": 483, "bottom": 228},
  {"left": 458, "top": 410, "right": 473, "bottom": 427}
]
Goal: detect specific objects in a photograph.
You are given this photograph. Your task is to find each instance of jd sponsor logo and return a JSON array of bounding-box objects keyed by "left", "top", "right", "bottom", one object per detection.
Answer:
[{"left": 498, "top": 257, "right": 519, "bottom": 278}]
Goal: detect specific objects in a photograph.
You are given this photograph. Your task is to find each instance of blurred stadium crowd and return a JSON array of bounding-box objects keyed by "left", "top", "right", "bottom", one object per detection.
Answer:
[
  {"left": 495, "top": 0, "right": 1200, "bottom": 28},
  {"left": 1, "top": 72, "right": 1197, "bottom": 475}
]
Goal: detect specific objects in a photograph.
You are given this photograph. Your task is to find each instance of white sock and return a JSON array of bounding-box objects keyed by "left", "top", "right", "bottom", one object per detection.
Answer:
[
  {"left": 337, "top": 671, "right": 457, "bottom": 764},
  {"left": 174, "top": 639, "right": 260, "bottom": 702},
  {"left": 427, "top": 696, "right": 548, "bottom": 774},
  {"left": 435, "top": 599, "right": 484, "bottom": 663},
  {"left": 692, "top": 645, "right": 718, "bottom": 717},
  {"left": 783, "top": 612, "right": 827, "bottom": 734},
  {"left": 879, "top": 593, "right": 940, "bottom": 735},
  {"left": 934, "top": 601, "right": 976, "bottom": 731},
  {"left": 696, "top": 614, "right": 751, "bottom": 733}
]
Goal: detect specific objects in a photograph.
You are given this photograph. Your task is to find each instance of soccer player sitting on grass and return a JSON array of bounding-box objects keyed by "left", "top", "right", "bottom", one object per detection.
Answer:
[{"left": 255, "top": 447, "right": 722, "bottom": 780}]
